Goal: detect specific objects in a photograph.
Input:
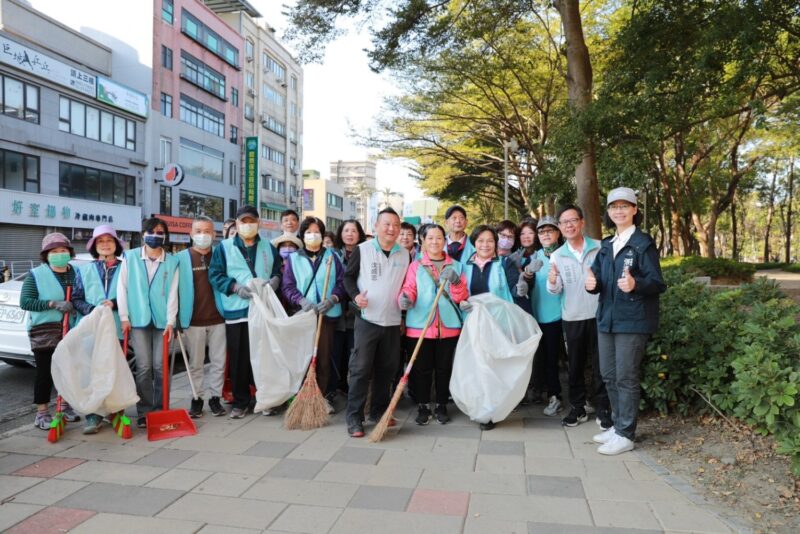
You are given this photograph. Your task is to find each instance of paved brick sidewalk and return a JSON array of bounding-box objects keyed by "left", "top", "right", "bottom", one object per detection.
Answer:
[{"left": 0, "top": 376, "right": 739, "bottom": 533}]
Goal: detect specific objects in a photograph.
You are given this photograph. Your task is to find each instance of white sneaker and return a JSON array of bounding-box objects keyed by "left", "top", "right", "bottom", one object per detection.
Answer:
[
  {"left": 326, "top": 400, "right": 335, "bottom": 415},
  {"left": 592, "top": 427, "right": 616, "bottom": 444},
  {"left": 543, "top": 396, "right": 561, "bottom": 416},
  {"left": 597, "top": 433, "right": 634, "bottom": 455},
  {"left": 584, "top": 402, "right": 595, "bottom": 415}
]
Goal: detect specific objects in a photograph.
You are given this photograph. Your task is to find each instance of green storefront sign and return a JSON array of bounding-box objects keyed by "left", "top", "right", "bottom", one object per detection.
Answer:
[{"left": 244, "top": 137, "right": 258, "bottom": 207}]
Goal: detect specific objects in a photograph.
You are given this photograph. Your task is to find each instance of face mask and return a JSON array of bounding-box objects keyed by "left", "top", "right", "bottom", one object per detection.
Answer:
[
  {"left": 498, "top": 236, "right": 514, "bottom": 250},
  {"left": 304, "top": 233, "right": 322, "bottom": 248},
  {"left": 238, "top": 223, "right": 259, "bottom": 239},
  {"left": 48, "top": 252, "right": 71, "bottom": 268},
  {"left": 144, "top": 234, "right": 165, "bottom": 249},
  {"left": 192, "top": 234, "right": 213, "bottom": 249},
  {"left": 279, "top": 247, "right": 297, "bottom": 259}
]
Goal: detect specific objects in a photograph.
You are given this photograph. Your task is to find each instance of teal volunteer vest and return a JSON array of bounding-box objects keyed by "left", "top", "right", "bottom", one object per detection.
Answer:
[
  {"left": 27, "top": 264, "right": 67, "bottom": 329},
  {"left": 79, "top": 261, "right": 122, "bottom": 339},
  {"left": 405, "top": 261, "right": 463, "bottom": 330},
  {"left": 291, "top": 248, "right": 342, "bottom": 318},
  {"left": 125, "top": 248, "right": 178, "bottom": 329},
  {"left": 217, "top": 238, "right": 275, "bottom": 314}
]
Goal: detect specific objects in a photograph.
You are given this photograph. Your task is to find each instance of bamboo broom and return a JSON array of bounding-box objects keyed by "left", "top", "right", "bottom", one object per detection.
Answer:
[
  {"left": 369, "top": 279, "right": 448, "bottom": 443},
  {"left": 284, "top": 255, "right": 334, "bottom": 430}
]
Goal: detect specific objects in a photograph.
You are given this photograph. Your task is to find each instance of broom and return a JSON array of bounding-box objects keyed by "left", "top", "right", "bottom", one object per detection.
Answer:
[
  {"left": 369, "top": 279, "right": 448, "bottom": 443},
  {"left": 284, "top": 255, "right": 334, "bottom": 430},
  {"left": 112, "top": 330, "right": 132, "bottom": 439},
  {"left": 48, "top": 285, "right": 72, "bottom": 443}
]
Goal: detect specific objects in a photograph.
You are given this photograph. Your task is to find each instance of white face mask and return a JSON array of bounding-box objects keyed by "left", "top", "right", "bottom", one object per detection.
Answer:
[
  {"left": 192, "top": 234, "right": 213, "bottom": 249},
  {"left": 303, "top": 232, "right": 322, "bottom": 247},
  {"left": 238, "top": 223, "right": 259, "bottom": 239}
]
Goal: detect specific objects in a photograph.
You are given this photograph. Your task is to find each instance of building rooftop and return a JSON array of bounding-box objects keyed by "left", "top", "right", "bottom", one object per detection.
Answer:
[{"left": 203, "top": 0, "right": 261, "bottom": 18}]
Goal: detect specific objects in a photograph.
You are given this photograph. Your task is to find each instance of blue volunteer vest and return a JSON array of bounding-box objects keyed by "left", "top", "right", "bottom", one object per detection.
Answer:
[
  {"left": 464, "top": 257, "right": 513, "bottom": 303},
  {"left": 79, "top": 261, "right": 122, "bottom": 339},
  {"left": 27, "top": 264, "right": 66, "bottom": 329},
  {"left": 218, "top": 237, "right": 275, "bottom": 314},
  {"left": 530, "top": 249, "right": 561, "bottom": 324},
  {"left": 291, "top": 248, "right": 342, "bottom": 318},
  {"left": 125, "top": 248, "right": 178, "bottom": 329},
  {"left": 406, "top": 261, "right": 463, "bottom": 330},
  {"left": 176, "top": 248, "right": 220, "bottom": 329}
]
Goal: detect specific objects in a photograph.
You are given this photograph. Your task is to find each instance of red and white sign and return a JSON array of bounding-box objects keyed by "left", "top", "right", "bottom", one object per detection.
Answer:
[{"left": 161, "top": 163, "right": 184, "bottom": 187}]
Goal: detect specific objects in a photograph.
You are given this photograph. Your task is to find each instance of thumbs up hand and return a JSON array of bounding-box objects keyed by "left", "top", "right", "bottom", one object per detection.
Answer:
[
  {"left": 584, "top": 267, "right": 597, "bottom": 291},
  {"left": 548, "top": 262, "right": 559, "bottom": 285},
  {"left": 617, "top": 265, "right": 636, "bottom": 293}
]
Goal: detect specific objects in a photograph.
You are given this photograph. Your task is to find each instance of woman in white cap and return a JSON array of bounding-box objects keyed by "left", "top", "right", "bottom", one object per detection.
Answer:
[
  {"left": 72, "top": 225, "right": 126, "bottom": 434},
  {"left": 585, "top": 187, "right": 666, "bottom": 455},
  {"left": 20, "top": 233, "right": 80, "bottom": 429}
]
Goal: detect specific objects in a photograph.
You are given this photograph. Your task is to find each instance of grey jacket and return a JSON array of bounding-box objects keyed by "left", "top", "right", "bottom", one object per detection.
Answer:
[{"left": 546, "top": 236, "right": 600, "bottom": 322}]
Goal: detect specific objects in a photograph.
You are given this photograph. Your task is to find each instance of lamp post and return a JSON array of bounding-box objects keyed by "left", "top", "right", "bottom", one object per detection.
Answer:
[{"left": 503, "top": 138, "right": 518, "bottom": 220}]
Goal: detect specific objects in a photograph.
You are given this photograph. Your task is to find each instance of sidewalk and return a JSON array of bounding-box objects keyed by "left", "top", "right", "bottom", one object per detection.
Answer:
[{"left": 0, "top": 375, "right": 740, "bottom": 534}]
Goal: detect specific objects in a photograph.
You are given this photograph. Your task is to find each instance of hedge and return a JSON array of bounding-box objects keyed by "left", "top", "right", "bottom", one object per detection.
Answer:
[{"left": 660, "top": 256, "right": 755, "bottom": 282}]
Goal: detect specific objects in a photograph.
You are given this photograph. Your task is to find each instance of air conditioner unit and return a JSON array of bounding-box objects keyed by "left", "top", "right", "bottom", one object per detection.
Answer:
[
  {"left": 247, "top": 89, "right": 256, "bottom": 97},
  {"left": 263, "top": 66, "right": 269, "bottom": 74},
  {"left": 261, "top": 120, "right": 269, "bottom": 129},
  {"left": 276, "top": 78, "right": 285, "bottom": 85},
  {"left": 246, "top": 55, "right": 253, "bottom": 62},
  {"left": 280, "top": 81, "right": 288, "bottom": 88}
]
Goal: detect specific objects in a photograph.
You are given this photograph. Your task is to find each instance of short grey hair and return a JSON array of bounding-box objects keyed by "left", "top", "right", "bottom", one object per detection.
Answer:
[{"left": 192, "top": 215, "right": 215, "bottom": 230}]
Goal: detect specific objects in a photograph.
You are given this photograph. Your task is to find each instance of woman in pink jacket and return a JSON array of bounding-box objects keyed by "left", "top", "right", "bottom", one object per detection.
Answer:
[{"left": 398, "top": 224, "right": 468, "bottom": 425}]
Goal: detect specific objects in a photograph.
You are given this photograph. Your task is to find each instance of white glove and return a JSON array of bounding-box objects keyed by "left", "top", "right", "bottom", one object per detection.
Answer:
[
  {"left": 516, "top": 278, "right": 529, "bottom": 297},
  {"left": 459, "top": 300, "right": 473, "bottom": 313},
  {"left": 233, "top": 284, "right": 253, "bottom": 299},
  {"left": 525, "top": 259, "right": 544, "bottom": 274},
  {"left": 299, "top": 298, "right": 315, "bottom": 312},
  {"left": 269, "top": 276, "right": 281, "bottom": 291}
]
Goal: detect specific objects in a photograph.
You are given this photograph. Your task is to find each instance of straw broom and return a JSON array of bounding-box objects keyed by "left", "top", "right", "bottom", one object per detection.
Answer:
[
  {"left": 112, "top": 330, "right": 133, "bottom": 439},
  {"left": 369, "top": 279, "right": 448, "bottom": 443},
  {"left": 284, "top": 255, "right": 334, "bottom": 430}
]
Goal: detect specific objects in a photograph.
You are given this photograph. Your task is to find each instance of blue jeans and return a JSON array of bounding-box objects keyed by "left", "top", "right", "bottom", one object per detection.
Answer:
[
  {"left": 597, "top": 331, "right": 649, "bottom": 440},
  {"left": 131, "top": 326, "right": 167, "bottom": 416}
]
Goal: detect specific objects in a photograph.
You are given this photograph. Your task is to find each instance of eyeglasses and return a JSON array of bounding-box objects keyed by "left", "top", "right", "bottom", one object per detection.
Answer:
[
  {"left": 608, "top": 204, "right": 634, "bottom": 211},
  {"left": 537, "top": 229, "right": 557, "bottom": 235},
  {"left": 558, "top": 218, "right": 581, "bottom": 227}
]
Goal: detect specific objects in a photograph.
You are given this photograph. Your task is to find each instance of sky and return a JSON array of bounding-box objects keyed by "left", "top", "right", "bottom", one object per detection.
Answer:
[{"left": 251, "top": 1, "right": 423, "bottom": 204}]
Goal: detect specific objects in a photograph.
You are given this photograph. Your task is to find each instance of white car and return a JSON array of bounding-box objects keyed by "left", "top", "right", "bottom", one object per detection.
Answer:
[{"left": 0, "top": 254, "right": 94, "bottom": 367}]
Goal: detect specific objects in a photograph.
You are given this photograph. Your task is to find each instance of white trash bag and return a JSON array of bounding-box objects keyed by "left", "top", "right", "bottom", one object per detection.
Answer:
[
  {"left": 51, "top": 306, "right": 139, "bottom": 416},
  {"left": 248, "top": 280, "right": 317, "bottom": 413},
  {"left": 450, "top": 293, "right": 542, "bottom": 424}
]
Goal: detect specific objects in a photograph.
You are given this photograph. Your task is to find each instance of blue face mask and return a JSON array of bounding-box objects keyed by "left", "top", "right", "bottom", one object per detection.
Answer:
[
  {"left": 279, "top": 247, "right": 297, "bottom": 259},
  {"left": 144, "top": 234, "right": 165, "bottom": 249}
]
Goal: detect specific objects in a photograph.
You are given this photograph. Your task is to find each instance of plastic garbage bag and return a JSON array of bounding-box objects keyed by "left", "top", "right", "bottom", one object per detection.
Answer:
[
  {"left": 450, "top": 293, "right": 542, "bottom": 424},
  {"left": 248, "top": 281, "right": 317, "bottom": 413},
  {"left": 51, "top": 306, "right": 139, "bottom": 415}
]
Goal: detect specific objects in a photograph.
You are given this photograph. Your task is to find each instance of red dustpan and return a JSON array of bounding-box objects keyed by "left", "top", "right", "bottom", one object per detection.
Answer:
[{"left": 147, "top": 331, "right": 196, "bottom": 441}]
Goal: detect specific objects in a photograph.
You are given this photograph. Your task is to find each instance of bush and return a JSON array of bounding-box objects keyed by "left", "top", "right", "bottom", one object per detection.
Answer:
[
  {"left": 642, "top": 275, "right": 800, "bottom": 474},
  {"left": 660, "top": 256, "right": 755, "bottom": 282},
  {"left": 784, "top": 264, "right": 800, "bottom": 274},
  {"left": 753, "top": 261, "right": 788, "bottom": 270}
]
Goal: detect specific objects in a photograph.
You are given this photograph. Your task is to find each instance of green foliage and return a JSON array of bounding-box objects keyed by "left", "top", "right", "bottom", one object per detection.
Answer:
[
  {"left": 660, "top": 256, "right": 755, "bottom": 281},
  {"left": 785, "top": 264, "right": 800, "bottom": 274},
  {"left": 642, "top": 275, "right": 800, "bottom": 474},
  {"left": 754, "top": 262, "right": 789, "bottom": 269}
]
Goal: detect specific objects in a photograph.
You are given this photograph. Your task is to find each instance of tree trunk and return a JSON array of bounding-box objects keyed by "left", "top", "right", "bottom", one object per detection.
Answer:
[
  {"left": 786, "top": 159, "right": 794, "bottom": 263},
  {"left": 555, "top": 0, "right": 601, "bottom": 239},
  {"left": 731, "top": 192, "right": 738, "bottom": 261},
  {"left": 764, "top": 169, "right": 778, "bottom": 262}
]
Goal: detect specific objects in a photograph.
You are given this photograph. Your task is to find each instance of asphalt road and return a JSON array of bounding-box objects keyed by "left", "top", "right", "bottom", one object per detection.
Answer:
[{"left": 0, "top": 360, "right": 39, "bottom": 434}]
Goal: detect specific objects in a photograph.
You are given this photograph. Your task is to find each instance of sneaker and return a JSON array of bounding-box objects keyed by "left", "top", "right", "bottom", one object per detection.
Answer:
[
  {"left": 561, "top": 406, "right": 588, "bottom": 427},
  {"left": 584, "top": 401, "right": 596, "bottom": 415},
  {"left": 262, "top": 406, "right": 280, "bottom": 416},
  {"left": 597, "top": 433, "right": 635, "bottom": 455},
  {"left": 434, "top": 404, "right": 450, "bottom": 424},
  {"left": 543, "top": 395, "right": 561, "bottom": 416},
  {"left": 136, "top": 416, "right": 147, "bottom": 429},
  {"left": 479, "top": 421, "right": 496, "bottom": 431},
  {"left": 34, "top": 411, "right": 52, "bottom": 430},
  {"left": 61, "top": 402, "right": 80, "bottom": 423},
  {"left": 83, "top": 414, "right": 103, "bottom": 435},
  {"left": 208, "top": 396, "right": 226, "bottom": 417},
  {"left": 593, "top": 427, "right": 616, "bottom": 444},
  {"left": 596, "top": 409, "right": 613, "bottom": 430},
  {"left": 348, "top": 422, "right": 365, "bottom": 438},
  {"left": 415, "top": 404, "right": 432, "bottom": 425},
  {"left": 326, "top": 399, "right": 336, "bottom": 415},
  {"left": 229, "top": 407, "right": 247, "bottom": 419},
  {"left": 188, "top": 398, "right": 204, "bottom": 419}
]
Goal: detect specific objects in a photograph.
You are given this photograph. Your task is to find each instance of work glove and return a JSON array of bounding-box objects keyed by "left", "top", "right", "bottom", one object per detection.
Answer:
[
  {"left": 525, "top": 258, "right": 544, "bottom": 275},
  {"left": 439, "top": 267, "right": 461, "bottom": 285},
  {"left": 269, "top": 276, "right": 281, "bottom": 292},
  {"left": 299, "top": 298, "right": 315, "bottom": 312},
  {"left": 233, "top": 284, "right": 253, "bottom": 299},
  {"left": 459, "top": 300, "right": 473, "bottom": 313},
  {"left": 516, "top": 278, "right": 530, "bottom": 297},
  {"left": 51, "top": 300, "right": 73, "bottom": 313},
  {"left": 507, "top": 253, "right": 522, "bottom": 271},
  {"left": 316, "top": 296, "right": 338, "bottom": 314},
  {"left": 399, "top": 293, "right": 413, "bottom": 311}
]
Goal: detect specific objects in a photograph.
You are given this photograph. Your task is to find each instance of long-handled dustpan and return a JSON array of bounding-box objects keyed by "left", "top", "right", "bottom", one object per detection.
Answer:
[
  {"left": 48, "top": 286, "right": 72, "bottom": 443},
  {"left": 147, "top": 331, "right": 197, "bottom": 441}
]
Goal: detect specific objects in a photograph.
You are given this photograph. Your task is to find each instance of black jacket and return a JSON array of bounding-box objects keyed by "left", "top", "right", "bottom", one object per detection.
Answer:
[{"left": 588, "top": 228, "right": 667, "bottom": 334}]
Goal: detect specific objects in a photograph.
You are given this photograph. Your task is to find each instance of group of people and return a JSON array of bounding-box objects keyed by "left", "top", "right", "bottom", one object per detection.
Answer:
[{"left": 21, "top": 185, "right": 665, "bottom": 457}]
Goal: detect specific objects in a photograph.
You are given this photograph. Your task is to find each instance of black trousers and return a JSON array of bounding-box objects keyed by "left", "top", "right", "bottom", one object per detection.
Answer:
[
  {"left": 330, "top": 327, "right": 354, "bottom": 395},
  {"left": 563, "top": 318, "right": 609, "bottom": 411},
  {"left": 346, "top": 316, "right": 401, "bottom": 425},
  {"left": 225, "top": 322, "right": 254, "bottom": 410},
  {"left": 33, "top": 347, "right": 56, "bottom": 405},
  {"left": 406, "top": 336, "right": 458, "bottom": 405},
  {"left": 534, "top": 320, "right": 563, "bottom": 398}
]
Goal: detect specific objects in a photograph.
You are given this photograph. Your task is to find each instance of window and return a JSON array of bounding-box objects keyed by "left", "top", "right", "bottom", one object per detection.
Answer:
[
  {"left": 180, "top": 51, "right": 226, "bottom": 100},
  {"left": 244, "top": 103, "right": 254, "bottom": 121},
  {"left": 179, "top": 94, "right": 224, "bottom": 137},
  {"left": 231, "top": 87, "right": 238, "bottom": 107},
  {"left": 1, "top": 73, "right": 39, "bottom": 123},
  {"left": 0, "top": 148, "right": 39, "bottom": 193},
  {"left": 159, "top": 138, "right": 172, "bottom": 167},
  {"left": 264, "top": 85, "right": 285, "bottom": 107},
  {"left": 289, "top": 129, "right": 297, "bottom": 144},
  {"left": 290, "top": 185, "right": 297, "bottom": 200},
  {"left": 59, "top": 162, "right": 135, "bottom": 205},
  {"left": 290, "top": 102, "right": 297, "bottom": 116},
  {"left": 161, "top": 45, "right": 173, "bottom": 70},
  {"left": 290, "top": 158, "right": 297, "bottom": 171},
  {"left": 263, "top": 53, "right": 286, "bottom": 80},
  {"left": 327, "top": 193, "right": 343, "bottom": 210},
  {"left": 261, "top": 145, "right": 285, "bottom": 165},
  {"left": 261, "top": 207, "right": 279, "bottom": 221},
  {"left": 59, "top": 96, "right": 136, "bottom": 150},
  {"left": 160, "top": 185, "right": 172, "bottom": 214},
  {"left": 245, "top": 72, "right": 254, "bottom": 89},
  {"left": 230, "top": 125, "right": 238, "bottom": 144},
  {"left": 180, "top": 189, "right": 224, "bottom": 221},
  {"left": 162, "top": 0, "right": 173, "bottom": 24},
  {"left": 181, "top": 9, "right": 239, "bottom": 68},
  {"left": 265, "top": 116, "right": 285, "bottom": 136},
  {"left": 267, "top": 177, "right": 285, "bottom": 194},
  {"left": 326, "top": 217, "right": 343, "bottom": 232},
  {"left": 229, "top": 198, "right": 237, "bottom": 219},
  {"left": 291, "top": 75, "right": 298, "bottom": 91},
  {"left": 229, "top": 161, "right": 237, "bottom": 186},
  {"left": 245, "top": 39, "right": 254, "bottom": 59},
  {"left": 160, "top": 93, "right": 172, "bottom": 118},
  {"left": 179, "top": 137, "right": 223, "bottom": 182}
]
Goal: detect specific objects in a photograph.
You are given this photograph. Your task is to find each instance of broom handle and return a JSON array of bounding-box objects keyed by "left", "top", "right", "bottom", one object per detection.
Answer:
[
  {"left": 162, "top": 331, "right": 169, "bottom": 410},
  {"left": 402, "top": 279, "right": 448, "bottom": 378},
  {"left": 311, "top": 255, "right": 334, "bottom": 359},
  {"left": 58, "top": 285, "right": 72, "bottom": 415}
]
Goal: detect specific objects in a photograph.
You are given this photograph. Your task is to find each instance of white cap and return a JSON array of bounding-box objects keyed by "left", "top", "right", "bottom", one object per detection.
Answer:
[{"left": 607, "top": 187, "right": 637, "bottom": 206}]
